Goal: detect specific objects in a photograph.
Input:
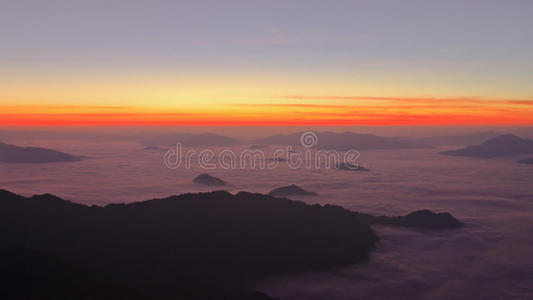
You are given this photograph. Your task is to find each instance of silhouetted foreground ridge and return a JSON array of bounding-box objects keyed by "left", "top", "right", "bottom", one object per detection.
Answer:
[
  {"left": 0, "top": 189, "right": 376, "bottom": 299},
  {"left": 0, "top": 189, "right": 463, "bottom": 299}
]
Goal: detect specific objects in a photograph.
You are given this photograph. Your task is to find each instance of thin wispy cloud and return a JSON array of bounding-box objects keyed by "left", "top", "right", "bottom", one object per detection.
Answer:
[{"left": 276, "top": 95, "right": 533, "bottom": 105}]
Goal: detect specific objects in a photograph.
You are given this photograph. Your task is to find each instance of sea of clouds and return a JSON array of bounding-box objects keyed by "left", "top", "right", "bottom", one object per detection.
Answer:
[{"left": 1, "top": 138, "right": 532, "bottom": 299}]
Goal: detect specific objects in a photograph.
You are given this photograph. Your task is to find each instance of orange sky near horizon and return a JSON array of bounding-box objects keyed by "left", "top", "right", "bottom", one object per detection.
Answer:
[{"left": 2, "top": 96, "right": 533, "bottom": 126}]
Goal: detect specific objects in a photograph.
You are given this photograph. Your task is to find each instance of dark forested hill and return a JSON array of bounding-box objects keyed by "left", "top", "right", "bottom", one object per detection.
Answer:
[
  {"left": 0, "top": 189, "right": 377, "bottom": 299},
  {"left": 0, "top": 189, "right": 462, "bottom": 299}
]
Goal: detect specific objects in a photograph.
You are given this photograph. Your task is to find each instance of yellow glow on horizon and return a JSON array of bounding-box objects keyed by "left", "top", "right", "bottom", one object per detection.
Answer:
[{"left": 2, "top": 70, "right": 533, "bottom": 126}]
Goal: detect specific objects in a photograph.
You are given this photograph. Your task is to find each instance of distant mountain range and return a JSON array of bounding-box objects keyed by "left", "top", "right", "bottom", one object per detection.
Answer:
[
  {"left": 136, "top": 130, "right": 510, "bottom": 151},
  {"left": 407, "top": 131, "right": 500, "bottom": 147},
  {"left": 252, "top": 131, "right": 508, "bottom": 150},
  {"left": 0, "top": 141, "right": 82, "bottom": 163},
  {"left": 140, "top": 133, "right": 243, "bottom": 147},
  {"left": 440, "top": 134, "right": 533, "bottom": 158},
  {"left": 253, "top": 131, "right": 427, "bottom": 151}
]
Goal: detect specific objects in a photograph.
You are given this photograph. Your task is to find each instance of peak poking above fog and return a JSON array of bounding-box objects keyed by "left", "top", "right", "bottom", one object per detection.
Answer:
[
  {"left": 269, "top": 184, "right": 318, "bottom": 197},
  {"left": 440, "top": 134, "right": 533, "bottom": 158},
  {"left": 0, "top": 141, "right": 82, "bottom": 163},
  {"left": 408, "top": 131, "right": 500, "bottom": 147},
  {"left": 482, "top": 134, "right": 527, "bottom": 145},
  {"left": 335, "top": 162, "right": 371, "bottom": 172},
  {"left": 193, "top": 173, "right": 227, "bottom": 186}
]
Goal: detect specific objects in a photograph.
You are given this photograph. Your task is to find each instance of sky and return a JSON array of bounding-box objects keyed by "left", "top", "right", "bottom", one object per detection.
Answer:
[{"left": 1, "top": 0, "right": 533, "bottom": 126}]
